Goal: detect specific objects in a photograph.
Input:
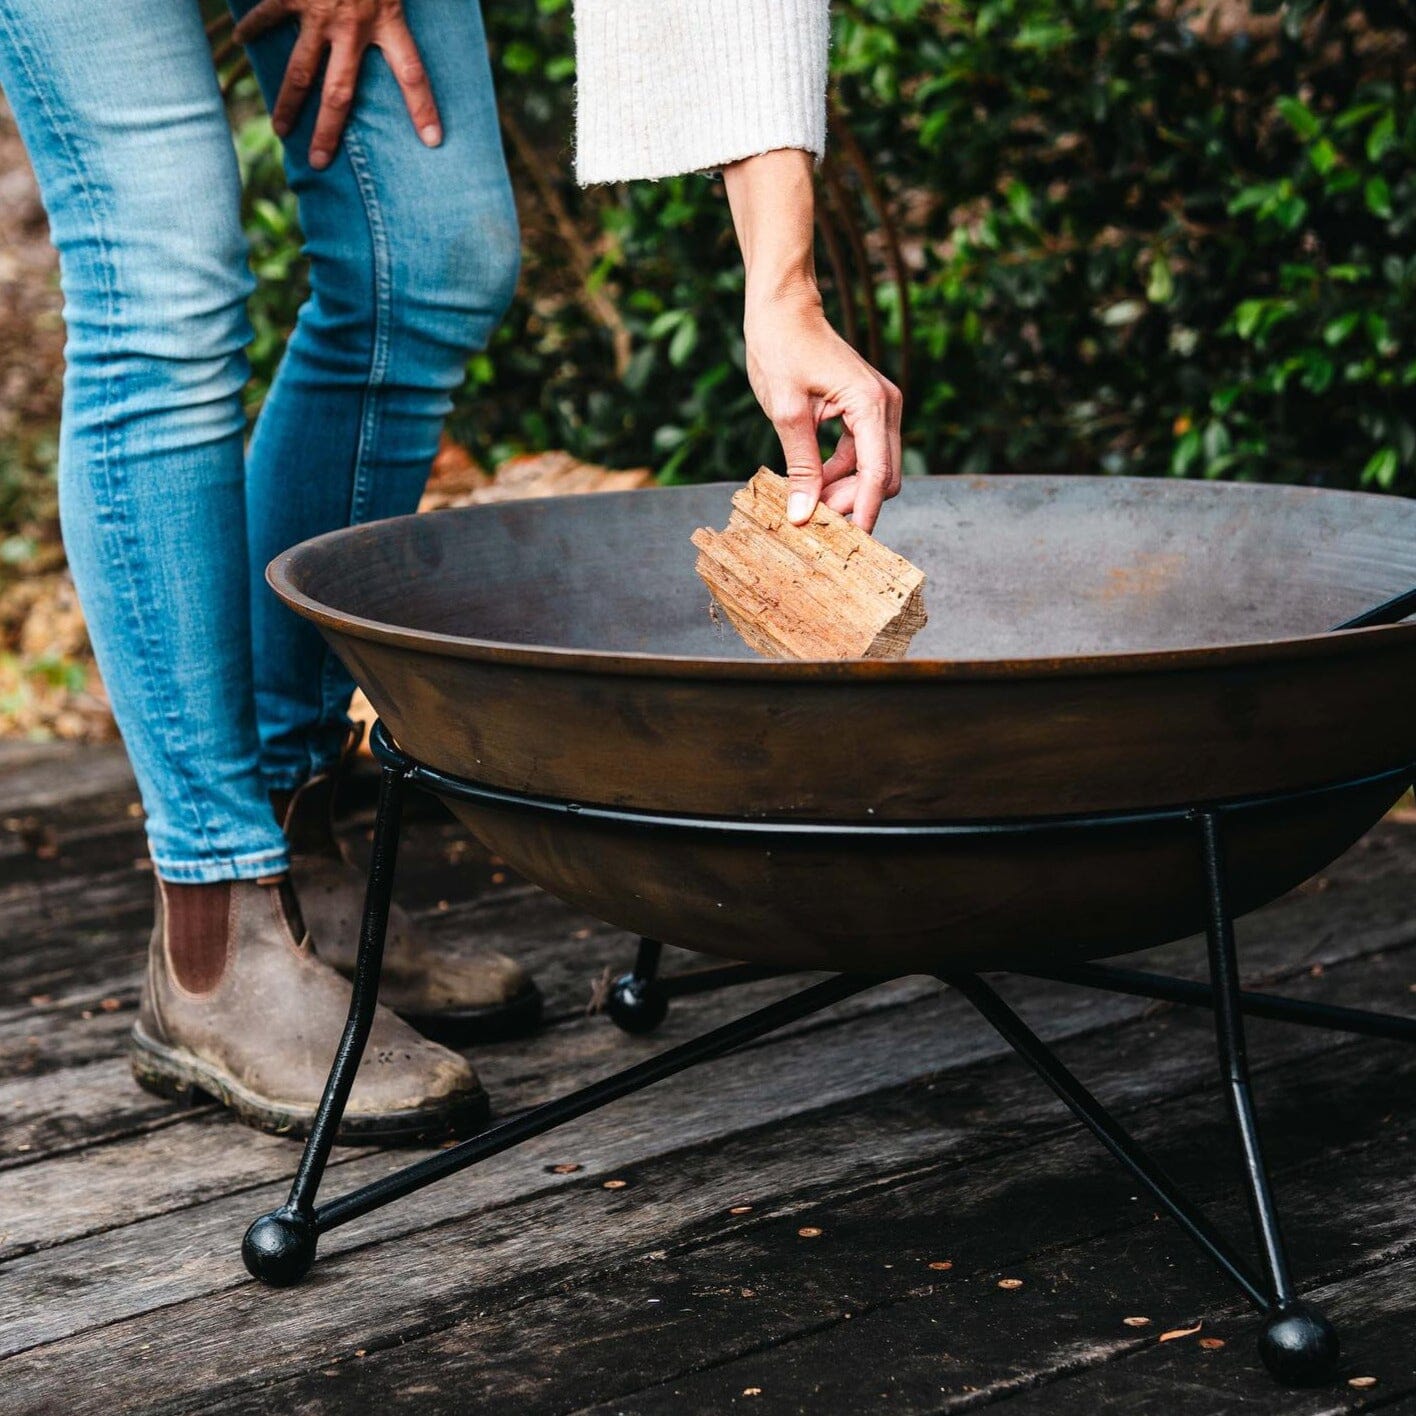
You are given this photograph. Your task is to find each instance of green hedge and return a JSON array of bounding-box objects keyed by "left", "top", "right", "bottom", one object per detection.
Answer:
[{"left": 237, "top": 0, "right": 1414, "bottom": 492}]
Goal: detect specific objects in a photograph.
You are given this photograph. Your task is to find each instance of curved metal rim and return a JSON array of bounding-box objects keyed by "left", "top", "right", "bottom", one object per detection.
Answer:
[
  {"left": 371, "top": 720, "right": 1413, "bottom": 838},
  {"left": 268, "top": 476, "right": 1416, "bottom": 684}
]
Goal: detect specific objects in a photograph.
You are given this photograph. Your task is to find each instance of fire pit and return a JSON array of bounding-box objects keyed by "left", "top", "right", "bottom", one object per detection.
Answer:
[{"left": 245, "top": 476, "right": 1416, "bottom": 1387}]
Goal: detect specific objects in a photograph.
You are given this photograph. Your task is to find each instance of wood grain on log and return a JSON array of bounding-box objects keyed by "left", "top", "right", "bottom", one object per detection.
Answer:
[{"left": 691, "top": 468, "right": 927, "bottom": 660}]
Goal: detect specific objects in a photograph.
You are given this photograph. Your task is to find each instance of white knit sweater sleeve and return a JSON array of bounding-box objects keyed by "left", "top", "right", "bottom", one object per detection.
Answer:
[{"left": 573, "top": 1, "right": 830, "bottom": 184}]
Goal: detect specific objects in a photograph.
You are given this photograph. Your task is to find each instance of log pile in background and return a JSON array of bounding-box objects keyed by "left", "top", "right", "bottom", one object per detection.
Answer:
[{"left": 419, "top": 439, "right": 654, "bottom": 512}]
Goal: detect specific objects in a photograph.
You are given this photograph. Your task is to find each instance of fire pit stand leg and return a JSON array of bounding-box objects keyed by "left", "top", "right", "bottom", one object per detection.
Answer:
[
  {"left": 1196, "top": 808, "right": 1341, "bottom": 1385},
  {"left": 241, "top": 749, "right": 887, "bottom": 1287},
  {"left": 241, "top": 759, "right": 410, "bottom": 1288},
  {"left": 942, "top": 805, "right": 1345, "bottom": 1388},
  {"left": 606, "top": 940, "right": 793, "bottom": 1035},
  {"left": 944, "top": 970, "right": 1339, "bottom": 1386},
  {"left": 605, "top": 938, "right": 669, "bottom": 1034}
]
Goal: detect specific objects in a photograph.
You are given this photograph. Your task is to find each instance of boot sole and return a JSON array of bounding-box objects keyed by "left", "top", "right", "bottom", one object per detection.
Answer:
[
  {"left": 129, "top": 1024, "right": 490, "bottom": 1147},
  {"left": 397, "top": 980, "right": 545, "bottom": 1047}
]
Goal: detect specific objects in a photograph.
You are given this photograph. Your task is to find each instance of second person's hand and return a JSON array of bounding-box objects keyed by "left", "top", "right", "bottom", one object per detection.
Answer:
[{"left": 234, "top": 0, "right": 442, "bottom": 169}]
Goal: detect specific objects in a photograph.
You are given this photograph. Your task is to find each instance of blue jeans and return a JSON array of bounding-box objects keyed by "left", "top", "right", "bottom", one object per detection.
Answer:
[{"left": 0, "top": 0, "right": 520, "bottom": 881}]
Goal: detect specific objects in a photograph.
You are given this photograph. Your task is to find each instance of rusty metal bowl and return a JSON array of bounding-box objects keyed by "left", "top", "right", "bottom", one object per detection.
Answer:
[{"left": 269, "top": 476, "right": 1416, "bottom": 973}]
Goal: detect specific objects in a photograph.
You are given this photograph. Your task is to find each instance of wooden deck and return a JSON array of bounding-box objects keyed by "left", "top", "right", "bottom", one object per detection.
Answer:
[{"left": 2, "top": 739, "right": 1415, "bottom": 1414}]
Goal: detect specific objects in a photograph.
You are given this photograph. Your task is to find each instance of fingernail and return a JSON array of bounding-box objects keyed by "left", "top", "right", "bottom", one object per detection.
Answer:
[
  {"left": 787, "top": 492, "right": 815, "bottom": 523},
  {"left": 310, "top": 149, "right": 331, "bottom": 169},
  {"left": 272, "top": 119, "right": 289, "bottom": 138},
  {"left": 420, "top": 124, "right": 443, "bottom": 147}
]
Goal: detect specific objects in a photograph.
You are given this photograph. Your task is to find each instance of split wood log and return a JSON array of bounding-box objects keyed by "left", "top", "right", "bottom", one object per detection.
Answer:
[{"left": 691, "top": 468, "right": 928, "bottom": 660}]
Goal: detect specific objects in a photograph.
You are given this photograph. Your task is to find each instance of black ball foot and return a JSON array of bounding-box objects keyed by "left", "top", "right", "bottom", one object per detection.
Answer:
[
  {"left": 1257, "top": 1302, "right": 1341, "bottom": 1386},
  {"left": 606, "top": 973, "right": 669, "bottom": 1034},
  {"left": 242, "top": 1206, "right": 318, "bottom": 1287}
]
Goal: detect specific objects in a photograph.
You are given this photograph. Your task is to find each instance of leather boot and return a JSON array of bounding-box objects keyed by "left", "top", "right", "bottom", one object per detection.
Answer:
[
  {"left": 274, "top": 747, "right": 542, "bottom": 1045},
  {"left": 130, "top": 877, "right": 489, "bottom": 1144}
]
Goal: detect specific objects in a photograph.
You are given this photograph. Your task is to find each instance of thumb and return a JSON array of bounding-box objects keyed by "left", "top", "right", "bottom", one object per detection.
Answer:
[{"left": 774, "top": 410, "right": 824, "bottom": 525}]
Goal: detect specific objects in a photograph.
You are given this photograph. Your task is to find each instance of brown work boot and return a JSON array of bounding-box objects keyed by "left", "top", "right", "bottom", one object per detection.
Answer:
[
  {"left": 130, "top": 876, "right": 489, "bottom": 1144},
  {"left": 274, "top": 751, "right": 542, "bottom": 1045}
]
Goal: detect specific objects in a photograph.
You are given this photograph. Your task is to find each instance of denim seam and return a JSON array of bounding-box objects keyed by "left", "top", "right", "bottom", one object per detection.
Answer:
[
  {"left": 0, "top": 1, "right": 220, "bottom": 858},
  {"left": 311, "top": 121, "right": 392, "bottom": 779}
]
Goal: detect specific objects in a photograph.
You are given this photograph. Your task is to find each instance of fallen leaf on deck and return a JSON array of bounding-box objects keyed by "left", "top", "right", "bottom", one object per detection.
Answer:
[{"left": 1159, "top": 1322, "right": 1204, "bottom": 1342}]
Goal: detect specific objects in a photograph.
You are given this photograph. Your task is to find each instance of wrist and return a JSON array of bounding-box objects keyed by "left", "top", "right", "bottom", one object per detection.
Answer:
[
  {"left": 741, "top": 273, "right": 821, "bottom": 324},
  {"left": 744, "top": 273, "right": 823, "bottom": 331},
  {"left": 725, "top": 148, "right": 820, "bottom": 320}
]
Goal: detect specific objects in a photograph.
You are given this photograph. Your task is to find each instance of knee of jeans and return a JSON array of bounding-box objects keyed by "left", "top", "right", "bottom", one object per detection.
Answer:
[
  {"left": 384, "top": 181, "right": 522, "bottom": 377},
  {"left": 59, "top": 212, "right": 255, "bottom": 443}
]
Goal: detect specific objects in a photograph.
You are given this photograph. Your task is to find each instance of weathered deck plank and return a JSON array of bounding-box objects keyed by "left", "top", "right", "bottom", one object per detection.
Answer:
[
  {"left": 0, "top": 741, "right": 135, "bottom": 817},
  {"left": 3, "top": 934, "right": 1411, "bottom": 1380},
  {"left": 254, "top": 1028, "right": 1416, "bottom": 1416},
  {"left": 11, "top": 994, "right": 1414, "bottom": 1413},
  {"left": 0, "top": 741, "right": 1412, "bottom": 1414}
]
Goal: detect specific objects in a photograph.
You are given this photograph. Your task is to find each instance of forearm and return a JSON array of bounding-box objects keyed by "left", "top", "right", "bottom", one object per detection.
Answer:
[
  {"left": 569, "top": 3, "right": 901, "bottom": 536},
  {"left": 723, "top": 149, "right": 820, "bottom": 315}
]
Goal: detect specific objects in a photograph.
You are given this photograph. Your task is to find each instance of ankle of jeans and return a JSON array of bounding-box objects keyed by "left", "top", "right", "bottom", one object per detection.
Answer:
[{"left": 152, "top": 845, "right": 291, "bottom": 885}]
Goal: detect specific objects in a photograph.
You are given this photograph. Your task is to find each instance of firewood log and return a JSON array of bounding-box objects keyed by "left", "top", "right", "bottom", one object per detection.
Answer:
[{"left": 691, "top": 468, "right": 928, "bottom": 660}]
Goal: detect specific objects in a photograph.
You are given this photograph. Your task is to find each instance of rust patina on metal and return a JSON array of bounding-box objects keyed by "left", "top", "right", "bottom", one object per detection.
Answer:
[{"left": 269, "top": 476, "right": 1416, "bottom": 973}]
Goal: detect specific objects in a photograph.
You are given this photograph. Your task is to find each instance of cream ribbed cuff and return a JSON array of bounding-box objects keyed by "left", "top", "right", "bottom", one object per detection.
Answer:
[{"left": 573, "top": 0, "right": 830, "bottom": 184}]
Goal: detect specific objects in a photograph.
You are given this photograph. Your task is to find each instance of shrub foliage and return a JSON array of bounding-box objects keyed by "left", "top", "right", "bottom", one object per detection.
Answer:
[{"left": 237, "top": 0, "right": 1413, "bottom": 492}]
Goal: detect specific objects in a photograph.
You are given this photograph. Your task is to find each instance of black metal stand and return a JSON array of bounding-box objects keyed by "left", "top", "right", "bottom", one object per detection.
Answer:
[{"left": 244, "top": 724, "right": 1415, "bottom": 1389}]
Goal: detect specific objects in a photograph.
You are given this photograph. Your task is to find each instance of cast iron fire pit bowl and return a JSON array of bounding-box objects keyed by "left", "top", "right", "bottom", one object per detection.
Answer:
[
  {"left": 269, "top": 475, "right": 1416, "bottom": 973},
  {"left": 250, "top": 475, "right": 1416, "bottom": 1387}
]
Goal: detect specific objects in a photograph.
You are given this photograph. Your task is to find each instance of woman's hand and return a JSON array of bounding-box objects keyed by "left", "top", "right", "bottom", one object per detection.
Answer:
[
  {"left": 724, "top": 150, "right": 902, "bottom": 533},
  {"left": 744, "top": 286, "right": 903, "bottom": 534},
  {"left": 234, "top": 0, "right": 441, "bottom": 170}
]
